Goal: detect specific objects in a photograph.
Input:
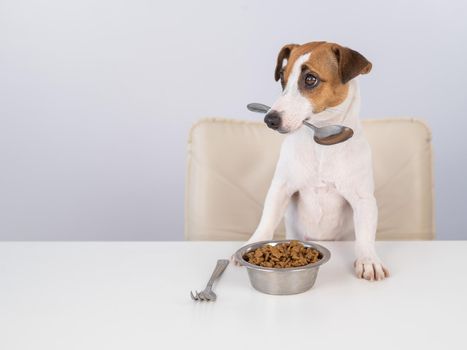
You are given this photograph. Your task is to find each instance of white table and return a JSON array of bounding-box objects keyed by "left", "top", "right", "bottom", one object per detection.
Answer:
[{"left": 0, "top": 241, "right": 466, "bottom": 350}]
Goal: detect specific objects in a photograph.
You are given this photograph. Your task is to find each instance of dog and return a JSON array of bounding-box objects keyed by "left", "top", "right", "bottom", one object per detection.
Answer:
[{"left": 236, "top": 41, "right": 389, "bottom": 281}]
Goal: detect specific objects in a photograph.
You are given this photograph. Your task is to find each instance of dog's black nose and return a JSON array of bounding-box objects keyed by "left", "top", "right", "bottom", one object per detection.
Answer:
[{"left": 264, "top": 111, "right": 281, "bottom": 130}]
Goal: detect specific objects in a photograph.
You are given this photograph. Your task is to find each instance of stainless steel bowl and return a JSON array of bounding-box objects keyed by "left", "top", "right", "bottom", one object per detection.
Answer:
[{"left": 235, "top": 240, "right": 331, "bottom": 295}]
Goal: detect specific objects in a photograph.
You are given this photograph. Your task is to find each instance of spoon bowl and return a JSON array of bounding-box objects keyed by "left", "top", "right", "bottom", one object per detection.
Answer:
[
  {"left": 303, "top": 120, "right": 354, "bottom": 145},
  {"left": 246, "top": 103, "right": 270, "bottom": 114}
]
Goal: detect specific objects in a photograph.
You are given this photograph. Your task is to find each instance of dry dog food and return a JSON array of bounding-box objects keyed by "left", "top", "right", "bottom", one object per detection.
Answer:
[{"left": 243, "top": 240, "right": 321, "bottom": 268}]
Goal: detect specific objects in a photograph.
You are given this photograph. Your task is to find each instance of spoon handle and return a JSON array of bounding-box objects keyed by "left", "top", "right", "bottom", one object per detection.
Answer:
[
  {"left": 302, "top": 120, "right": 317, "bottom": 131},
  {"left": 247, "top": 103, "right": 271, "bottom": 114}
]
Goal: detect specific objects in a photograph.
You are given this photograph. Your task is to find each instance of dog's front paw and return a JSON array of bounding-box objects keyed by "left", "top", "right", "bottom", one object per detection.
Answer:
[
  {"left": 230, "top": 253, "right": 241, "bottom": 266},
  {"left": 230, "top": 240, "right": 251, "bottom": 267},
  {"left": 354, "top": 257, "right": 390, "bottom": 281}
]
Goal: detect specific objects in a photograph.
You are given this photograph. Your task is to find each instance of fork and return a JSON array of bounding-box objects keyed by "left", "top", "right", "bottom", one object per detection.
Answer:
[{"left": 190, "top": 259, "right": 229, "bottom": 301}]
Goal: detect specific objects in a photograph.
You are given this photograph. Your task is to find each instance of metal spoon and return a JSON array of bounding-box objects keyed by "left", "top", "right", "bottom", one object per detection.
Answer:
[
  {"left": 246, "top": 102, "right": 271, "bottom": 114},
  {"left": 246, "top": 103, "right": 354, "bottom": 145}
]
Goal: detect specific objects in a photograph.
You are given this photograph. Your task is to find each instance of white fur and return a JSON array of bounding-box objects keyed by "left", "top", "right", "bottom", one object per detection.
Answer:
[
  {"left": 242, "top": 76, "right": 389, "bottom": 281},
  {"left": 272, "top": 54, "right": 314, "bottom": 133}
]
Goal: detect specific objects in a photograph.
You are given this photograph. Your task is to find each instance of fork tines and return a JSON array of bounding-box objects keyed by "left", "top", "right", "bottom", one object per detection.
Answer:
[{"left": 190, "top": 291, "right": 211, "bottom": 301}]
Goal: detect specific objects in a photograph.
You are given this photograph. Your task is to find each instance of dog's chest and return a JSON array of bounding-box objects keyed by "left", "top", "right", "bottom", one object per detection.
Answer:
[{"left": 279, "top": 131, "right": 353, "bottom": 191}]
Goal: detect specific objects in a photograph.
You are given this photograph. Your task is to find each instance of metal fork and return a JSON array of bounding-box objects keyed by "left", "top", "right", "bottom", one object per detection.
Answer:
[{"left": 190, "top": 259, "right": 229, "bottom": 302}]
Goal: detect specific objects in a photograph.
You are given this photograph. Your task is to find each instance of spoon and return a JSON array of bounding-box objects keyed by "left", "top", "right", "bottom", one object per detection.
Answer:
[{"left": 246, "top": 103, "right": 354, "bottom": 145}]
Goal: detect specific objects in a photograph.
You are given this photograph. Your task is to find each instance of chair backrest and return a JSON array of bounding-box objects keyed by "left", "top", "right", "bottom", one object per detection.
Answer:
[{"left": 185, "top": 118, "right": 435, "bottom": 241}]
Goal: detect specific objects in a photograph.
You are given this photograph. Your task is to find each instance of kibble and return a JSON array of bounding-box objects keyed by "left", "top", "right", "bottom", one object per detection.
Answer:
[{"left": 243, "top": 240, "right": 321, "bottom": 268}]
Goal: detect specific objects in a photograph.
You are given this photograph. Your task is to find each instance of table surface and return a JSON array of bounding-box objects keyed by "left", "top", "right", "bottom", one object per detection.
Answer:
[{"left": 0, "top": 241, "right": 466, "bottom": 350}]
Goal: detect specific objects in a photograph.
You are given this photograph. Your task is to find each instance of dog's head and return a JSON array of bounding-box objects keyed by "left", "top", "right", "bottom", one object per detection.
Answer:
[{"left": 264, "top": 41, "right": 372, "bottom": 133}]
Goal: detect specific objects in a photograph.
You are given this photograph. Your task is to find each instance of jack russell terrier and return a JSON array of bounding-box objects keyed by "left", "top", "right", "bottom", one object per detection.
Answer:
[{"left": 236, "top": 41, "right": 389, "bottom": 281}]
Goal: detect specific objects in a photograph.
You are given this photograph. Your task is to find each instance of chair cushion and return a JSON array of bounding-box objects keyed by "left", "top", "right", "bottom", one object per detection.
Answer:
[{"left": 185, "top": 118, "right": 434, "bottom": 241}]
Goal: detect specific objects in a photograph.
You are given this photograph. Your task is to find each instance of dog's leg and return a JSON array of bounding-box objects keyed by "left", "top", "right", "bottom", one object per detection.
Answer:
[
  {"left": 247, "top": 180, "right": 291, "bottom": 244},
  {"left": 232, "top": 180, "right": 291, "bottom": 264},
  {"left": 284, "top": 192, "right": 303, "bottom": 240},
  {"left": 343, "top": 193, "right": 390, "bottom": 281}
]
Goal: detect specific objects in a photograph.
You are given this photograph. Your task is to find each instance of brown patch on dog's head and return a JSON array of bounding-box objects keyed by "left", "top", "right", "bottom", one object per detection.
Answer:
[
  {"left": 274, "top": 41, "right": 372, "bottom": 113},
  {"left": 331, "top": 44, "right": 372, "bottom": 84},
  {"left": 274, "top": 44, "right": 298, "bottom": 85}
]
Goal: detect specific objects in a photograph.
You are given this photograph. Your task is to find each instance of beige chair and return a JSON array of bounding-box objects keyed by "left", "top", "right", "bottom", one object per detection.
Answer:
[{"left": 185, "top": 118, "right": 435, "bottom": 241}]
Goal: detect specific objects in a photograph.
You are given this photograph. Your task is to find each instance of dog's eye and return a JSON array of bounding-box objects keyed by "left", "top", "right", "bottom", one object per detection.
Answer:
[{"left": 304, "top": 74, "right": 319, "bottom": 88}]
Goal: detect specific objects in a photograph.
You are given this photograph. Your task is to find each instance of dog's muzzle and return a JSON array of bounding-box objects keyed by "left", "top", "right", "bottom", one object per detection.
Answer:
[{"left": 264, "top": 110, "right": 281, "bottom": 130}]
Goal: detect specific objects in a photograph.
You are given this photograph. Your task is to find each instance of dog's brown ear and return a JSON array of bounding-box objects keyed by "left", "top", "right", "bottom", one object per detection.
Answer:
[
  {"left": 274, "top": 44, "right": 298, "bottom": 81},
  {"left": 331, "top": 45, "right": 372, "bottom": 84}
]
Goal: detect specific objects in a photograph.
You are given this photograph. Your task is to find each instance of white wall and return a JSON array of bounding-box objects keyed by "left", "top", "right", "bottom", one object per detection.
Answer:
[{"left": 1, "top": 0, "right": 466, "bottom": 240}]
